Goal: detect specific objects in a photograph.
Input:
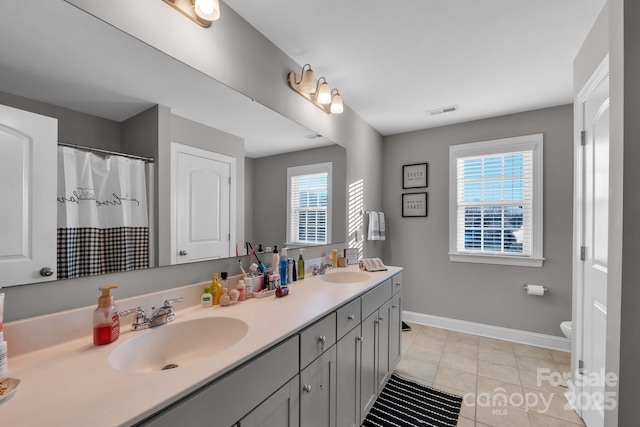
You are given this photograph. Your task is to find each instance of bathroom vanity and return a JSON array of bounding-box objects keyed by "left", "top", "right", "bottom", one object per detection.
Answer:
[{"left": 2, "top": 265, "right": 402, "bottom": 427}]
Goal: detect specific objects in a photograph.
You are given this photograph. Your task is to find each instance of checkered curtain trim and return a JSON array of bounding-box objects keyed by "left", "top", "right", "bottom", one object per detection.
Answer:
[{"left": 57, "top": 227, "right": 149, "bottom": 279}]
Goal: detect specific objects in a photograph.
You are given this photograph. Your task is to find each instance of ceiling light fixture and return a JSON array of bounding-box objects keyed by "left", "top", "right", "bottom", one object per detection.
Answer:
[
  {"left": 162, "top": 0, "right": 221, "bottom": 27},
  {"left": 288, "top": 64, "right": 343, "bottom": 114}
]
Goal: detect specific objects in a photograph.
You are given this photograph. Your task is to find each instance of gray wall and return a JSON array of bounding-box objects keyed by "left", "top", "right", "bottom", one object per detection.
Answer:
[
  {"left": 382, "top": 105, "right": 574, "bottom": 336},
  {"left": 251, "top": 144, "right": 347, "bottom": 248},
  {"left": 0, "top": 90, "right": 121, "bottom": 150}
]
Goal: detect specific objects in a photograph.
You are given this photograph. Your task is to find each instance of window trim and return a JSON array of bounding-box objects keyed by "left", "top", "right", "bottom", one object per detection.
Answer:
[
  {"left": 448, "top": 134, "right": 544, "bottom": 267},
  {"left": 286, "top": 162, "right": 332, "bottom": 246}
]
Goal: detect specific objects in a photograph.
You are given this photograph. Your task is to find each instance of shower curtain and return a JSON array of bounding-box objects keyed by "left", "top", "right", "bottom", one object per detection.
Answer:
[{"left": 57, "top": 147, "right": 151, "bottom": 279}]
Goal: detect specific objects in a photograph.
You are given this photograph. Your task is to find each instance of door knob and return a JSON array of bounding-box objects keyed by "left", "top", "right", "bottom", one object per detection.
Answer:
[
  {"left": 179, "top": 250, "right": 188, "bottom": 256},
  {"left": 303, "top": 384, "right": 312, "bottom": 393},
  {"left": 40, "top": 267, "right": 54, "bottom": 277}
]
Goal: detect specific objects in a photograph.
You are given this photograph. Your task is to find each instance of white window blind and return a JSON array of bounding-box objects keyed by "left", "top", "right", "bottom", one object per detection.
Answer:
[
  {"left": 456, "top": 151, "right": 532, "bottom": 255},
  {"left": 287, "top": 163, "right": 332, "bottom": 245},
  {"left": 449, "top": 134, "right": 543, "bottom": 267}
]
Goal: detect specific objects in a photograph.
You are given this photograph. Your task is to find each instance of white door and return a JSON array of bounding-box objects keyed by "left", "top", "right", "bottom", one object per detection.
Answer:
[
  {"left": 171, "top": 143, "right": 235, "bottom": 264},
  {"left": 0, "top": 104, "right": 57, "bottom": 286},
  {"left": 579, "top": 65, "right": 609, "bottom": 427}
]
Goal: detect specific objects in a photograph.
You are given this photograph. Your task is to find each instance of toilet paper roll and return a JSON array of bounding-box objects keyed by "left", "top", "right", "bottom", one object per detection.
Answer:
[{"left": 526, "top": 285, "right": 545, "bottom": 296}]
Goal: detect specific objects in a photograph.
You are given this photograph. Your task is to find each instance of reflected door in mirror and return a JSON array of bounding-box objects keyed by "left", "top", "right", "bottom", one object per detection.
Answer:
[
  {"left": 0, "top": 105, "right": 57, "bottom": 286},
  {"left": 172, "top": 143, "right": 236, "bottom": 263}
]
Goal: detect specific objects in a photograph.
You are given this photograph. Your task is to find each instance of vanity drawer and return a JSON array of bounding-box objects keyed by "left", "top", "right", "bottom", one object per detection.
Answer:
[
  {"left": 299, "top": 312, "right": 337, "bottom": 369},
  {"left": 336, "top": 298, "right": 361, "bottom": 339},
  {"left": 392, "top": 272, "right": 403, "bottom": 295},
  {"left": 361, "top": 279, "right": 392, "bottom": 319}
]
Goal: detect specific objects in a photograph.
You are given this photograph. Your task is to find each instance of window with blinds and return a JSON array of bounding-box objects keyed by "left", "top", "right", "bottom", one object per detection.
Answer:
[
  {"left": 449, "top": 134, "right": 544, "bottom": 267},
  {"left": 287, "top": 162, "right": 332, "bottom": 245}
]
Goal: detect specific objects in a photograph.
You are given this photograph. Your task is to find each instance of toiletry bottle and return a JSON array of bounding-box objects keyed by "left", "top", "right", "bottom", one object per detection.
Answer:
[
  {"left": 332, "top": 248, "right": 338, "bottom": 268},
  {"left": 221, "top": 271, "right": 229, "bottom": 292},
  {"left": 0, "top": 293, "right": 6, "bottom": 375},
  {"left": 201, "top": 287, "right": 213, "bottom": 308},
  {"left": 280, "top": 247, "right": 288, "bottom": 285},
  {"left": 237, "top": 279, "right": 246, "bottom": 301},
  {"left": 93, "top": 285, "right": 120, "bottom": 346},
  {"left": 271, "top": 245, "right": 280, "bottom": 270},
  {"left": 291, "top": 258, "right": 297, "bottom": 282},
  {"left": 298, "top": 249, "right": 305, "bottom": 280},
  {"left": 211, "top": 273, "right": 223, "bottom": 305}
]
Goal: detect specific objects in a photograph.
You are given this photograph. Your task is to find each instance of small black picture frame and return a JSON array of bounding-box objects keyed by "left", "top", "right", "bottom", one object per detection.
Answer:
[
  {"left": 402, "top": 192, "right": 428, "bottom": 217},
  {"left": 402, "top": 163, "right": 428, "bottom": 189}
]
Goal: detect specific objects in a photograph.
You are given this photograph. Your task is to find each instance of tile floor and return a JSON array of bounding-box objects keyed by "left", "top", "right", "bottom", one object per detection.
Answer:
[{"left": 395, "top": 322, "right": 584, "bottom": 427}]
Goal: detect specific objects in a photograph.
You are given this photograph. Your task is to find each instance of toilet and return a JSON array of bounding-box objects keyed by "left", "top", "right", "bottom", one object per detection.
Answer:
[{"left": 560, "top": 321, "right": 572, "bottom": 339}]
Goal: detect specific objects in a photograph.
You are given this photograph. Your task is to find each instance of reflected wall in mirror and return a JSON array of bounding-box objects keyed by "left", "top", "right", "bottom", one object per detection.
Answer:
[{"left": 0, "top": 0, "right": 347, "bottom": 287}]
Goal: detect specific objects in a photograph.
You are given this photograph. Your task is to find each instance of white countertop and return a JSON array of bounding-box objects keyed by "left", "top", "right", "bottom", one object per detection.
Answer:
[{"left": 1, "top": 265, "right": 401, "bottom": 426}]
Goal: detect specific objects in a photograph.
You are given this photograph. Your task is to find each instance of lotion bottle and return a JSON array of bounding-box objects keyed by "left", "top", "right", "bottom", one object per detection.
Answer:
[
  {"left": 201, "top": 287, "right": 213, "bottom": 308},
  {"left": 271, "top": 245, "right": 280, "bottom": 270},
  {"left": 237, "top": 279, "right": 246, "bottom": 301},
  {"left": 279, "top": 247, "right": 288, "bottom": 285},
  {"left": 211, "top": 273, "right": 223, "bottom": 305},
  {"left": 298, "top": 249, "right": 305, "bottom": 280},
  {"left": 93, "top": 286, "right": 120, "bottom": 346}
]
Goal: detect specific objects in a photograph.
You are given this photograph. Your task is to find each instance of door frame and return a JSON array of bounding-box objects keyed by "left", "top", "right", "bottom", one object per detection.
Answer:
[
  {"left": 571, "top": 54, "right": 609, "bottom": 417},
  {"left": 169, "top": 142, "right": 236, "bottom": 264}
]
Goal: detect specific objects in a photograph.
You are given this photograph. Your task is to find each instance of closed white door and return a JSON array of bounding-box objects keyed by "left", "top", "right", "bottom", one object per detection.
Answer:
[
  {"left": 0, "top": 104, "right": 57, "bottom": 286},
  {"left": 171, "top": 143, "right": 235, "bottom": 264},
  {"left": 579, "top": 67, "right": 609, "bottom": 427}
]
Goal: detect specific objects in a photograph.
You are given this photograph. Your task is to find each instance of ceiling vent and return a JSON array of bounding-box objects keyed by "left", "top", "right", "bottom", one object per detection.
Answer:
[{"left": 427, "top": 105, "right": 459, "bottom": 116}]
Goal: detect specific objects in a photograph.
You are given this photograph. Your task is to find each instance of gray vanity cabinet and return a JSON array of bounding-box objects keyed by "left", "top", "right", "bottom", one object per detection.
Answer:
[
  {"left": 300, "top": 345, "right": 337, "bottom": 427},
  {"left": 389, "top": 291, "right": 403, "bottom": 370},
  {"left": 359, "top": 278, "right": 394, "bottom": 420},
  {"left": 335, "top": 324, "right": 362, "bottom": 427},
  {"left": 298, "top": 313, "right": 338, "bottom": 427},
  {"left": 138, "top": 336, "right": 299, "bottom": 427},
  {"left": 238, "top": 375, "right": 300, "bottom": 427}
]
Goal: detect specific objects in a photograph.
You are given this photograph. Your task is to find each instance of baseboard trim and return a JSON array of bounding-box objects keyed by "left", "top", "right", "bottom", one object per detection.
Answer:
[{"left": 402, "top": 311, "right": 571, "bottom": 352}]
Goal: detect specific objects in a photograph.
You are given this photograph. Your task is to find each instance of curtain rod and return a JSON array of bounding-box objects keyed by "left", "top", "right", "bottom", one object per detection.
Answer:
[{"left": 58, "top": 141, "right": 154, "bottom": 163}]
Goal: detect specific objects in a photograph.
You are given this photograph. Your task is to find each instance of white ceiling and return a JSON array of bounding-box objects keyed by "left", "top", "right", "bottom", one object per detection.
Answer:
[{"left": 225, "top": 0, "right": 607, "bottom": 136}]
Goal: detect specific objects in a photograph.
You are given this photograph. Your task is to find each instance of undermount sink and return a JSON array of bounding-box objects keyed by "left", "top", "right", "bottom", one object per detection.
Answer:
[
  {"left": 319, "top": 271, "right": 370, "bottom": 283},
  {"left": 109, "top": 317, "right": 248, "bottom": 373}
]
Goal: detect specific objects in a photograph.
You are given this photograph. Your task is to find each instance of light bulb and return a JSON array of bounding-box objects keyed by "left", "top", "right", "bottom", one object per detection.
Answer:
[
  {"left": 330, "top": 92, "right": 343, "bottom": 114},
  {"left": 317, "top": 81, "right": 331, "bottom": 105},
  {"left": 300, "top": 67, "right": 316, "bottom": 94},
  {"left": 194, "top": 0, "right": 220, "bottom": 21}
]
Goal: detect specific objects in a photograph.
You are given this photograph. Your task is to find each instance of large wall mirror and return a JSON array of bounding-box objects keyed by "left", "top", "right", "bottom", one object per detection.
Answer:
[{"left": 0, "top": 0, "right": 347, "bottom": 287}]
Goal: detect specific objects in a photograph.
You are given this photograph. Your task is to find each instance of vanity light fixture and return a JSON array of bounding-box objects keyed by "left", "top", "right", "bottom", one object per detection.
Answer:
[
  {"left": 161, "top": 0, "right": 221, "bottom": 27},
  {"left": 288, "top": 64, "right": 344, "bottom": 114}
]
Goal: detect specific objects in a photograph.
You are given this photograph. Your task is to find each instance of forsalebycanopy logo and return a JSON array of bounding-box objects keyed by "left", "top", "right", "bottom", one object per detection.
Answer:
[
  {"left": 461, "top": 368, "right": 618, "bottom": 416},
  {"left": 538, "top": 367, "right": 618, "bottom": 412}
]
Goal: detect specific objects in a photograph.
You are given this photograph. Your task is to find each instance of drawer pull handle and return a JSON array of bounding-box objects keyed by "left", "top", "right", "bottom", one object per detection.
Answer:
[
  {"left": 318, "top": 335, "right": 326, "bottom": 350},
  {"left": 395, "top": 282, "right": 401, "bottom": 286},
  {"left": 348, "top": 315, "right": 355, "bottom": 321},
  {"left": 378, "top": 317, "right": 384, "bottom": 322},
  {"left": 303, "top": 384, "right": 312, "bottom": 393},
  {"left": 392, "top": 305, "right": 397, "bottom": 309},
  {"left": 356, "top": 336, "right": 363, "bottom": 342}
]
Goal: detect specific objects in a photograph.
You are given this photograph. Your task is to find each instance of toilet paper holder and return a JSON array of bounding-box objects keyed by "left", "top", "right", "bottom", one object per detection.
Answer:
[{"left": 521, "top": 284, "right": 548, "bottom": 293}]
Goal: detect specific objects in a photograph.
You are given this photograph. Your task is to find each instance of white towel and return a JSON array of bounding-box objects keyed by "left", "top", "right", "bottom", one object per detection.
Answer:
[
  {"left": 378, "top": 212, "right": 386, "bottom": 241},
  {"left": 367, "top": 211, "right": 380, "bottom": 240}
]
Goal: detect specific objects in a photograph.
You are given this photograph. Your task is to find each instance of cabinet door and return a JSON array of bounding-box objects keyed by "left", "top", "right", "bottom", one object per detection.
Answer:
[
  {"left": 377, "top": 299, "right": 392, "bottom": 391},
  {"left": 300, "top": 345, "right": 337, "bottom": 427},
  {"left": 240, "top": 375, "right": 300, "bottom": 427},
  {"left": 389, "top": 292, "right": 402, "bottom": 370},
  {"left": 360, "top": 311, "right": 378, "bottom": 419},
  {"left": 336, "top": 325, "right": 361, "bottom": 427}
]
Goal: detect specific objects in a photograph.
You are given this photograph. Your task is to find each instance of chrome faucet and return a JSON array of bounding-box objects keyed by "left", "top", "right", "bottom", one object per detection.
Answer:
[
  {"left": 120, "top": 297, "right": 183, "bottom": 330},
  {"left": 312, "top": 263, "right": 332, "bottom": 275}
]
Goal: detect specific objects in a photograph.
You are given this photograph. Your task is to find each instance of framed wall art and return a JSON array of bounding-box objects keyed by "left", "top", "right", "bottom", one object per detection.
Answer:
[
  {"left": 402, "top": 192, "right": 428, "bottom": 217},
  {"left": 402, "top": 163, "right": 428, "bottom": 189}
]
